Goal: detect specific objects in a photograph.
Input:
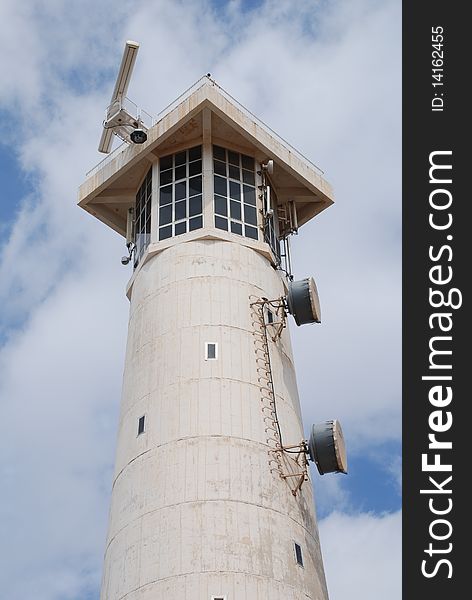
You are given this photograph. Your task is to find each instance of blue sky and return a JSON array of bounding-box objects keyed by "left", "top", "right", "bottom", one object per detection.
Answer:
[
  {"left": 0, "top": 1, "right": 401, "bottom": 599},
  {"left": 0, "top": 143, "right": 31, "bottom": 232}
]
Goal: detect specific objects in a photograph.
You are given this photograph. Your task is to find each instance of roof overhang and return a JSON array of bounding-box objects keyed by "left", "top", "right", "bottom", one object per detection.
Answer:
[{"left": 78, "top": 78, "right": 334, "bottom": 236}]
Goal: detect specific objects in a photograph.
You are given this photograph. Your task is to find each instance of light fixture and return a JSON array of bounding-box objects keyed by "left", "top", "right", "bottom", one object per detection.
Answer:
[{"left": 130, "top": 128, "right": 147, "bottom": 144}]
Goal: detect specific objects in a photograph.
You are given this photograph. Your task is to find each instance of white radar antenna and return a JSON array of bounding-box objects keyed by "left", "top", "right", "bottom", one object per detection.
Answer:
[{"left": 98, "top": 41, "right": 153, "bottom": 153}]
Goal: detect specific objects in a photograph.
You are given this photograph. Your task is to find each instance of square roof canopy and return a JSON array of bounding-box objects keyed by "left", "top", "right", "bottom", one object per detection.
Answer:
[{"left": 78, "top": 77, "right": 334, "bottom": 237}]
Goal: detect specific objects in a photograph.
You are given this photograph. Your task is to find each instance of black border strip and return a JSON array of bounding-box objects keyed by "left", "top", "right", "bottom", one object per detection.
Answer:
[{"left": 403, "top": 4, "right": 466, "bottom": 597}]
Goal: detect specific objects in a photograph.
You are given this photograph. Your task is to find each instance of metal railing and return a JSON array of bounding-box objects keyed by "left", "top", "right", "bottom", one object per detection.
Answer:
[
  {"left": 211, "top": 79, "right": 324, "bottom": 176},
  {"left": 85, "top": 75, "right": 324, "bottom": 179}
]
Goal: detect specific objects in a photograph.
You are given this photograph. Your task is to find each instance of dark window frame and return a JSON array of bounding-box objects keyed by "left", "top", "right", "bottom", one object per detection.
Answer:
[
  {"left": 134, "top": 168, "right": 153, "bottom": 267},
  {"left": 158, "top": 145, "right": 203, "bottom": 241},
  {"left": 213, "top": 145, "right": 258, "bottom": 240}
]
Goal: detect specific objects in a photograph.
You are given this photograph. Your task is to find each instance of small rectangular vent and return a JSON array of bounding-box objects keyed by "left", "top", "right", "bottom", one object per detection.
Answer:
[
  {"left": 205, "top": 342, "right": 218, "bottom": 360},
  {"left": 294, "top": 542, "right": 303, "bottom": 566},
  {"left": 138, "top": 415, "right": 145, "bottom": 435}
]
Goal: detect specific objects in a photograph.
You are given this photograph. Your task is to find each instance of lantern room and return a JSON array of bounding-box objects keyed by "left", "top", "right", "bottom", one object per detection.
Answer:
[{"left": 78, "top": 76, "right": 334, "bottom": 279}]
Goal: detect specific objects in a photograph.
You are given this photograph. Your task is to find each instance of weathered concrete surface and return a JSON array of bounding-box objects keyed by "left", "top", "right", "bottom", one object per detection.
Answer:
[{"left": 100, "top": 240, "right": 329, "bottom": 600}]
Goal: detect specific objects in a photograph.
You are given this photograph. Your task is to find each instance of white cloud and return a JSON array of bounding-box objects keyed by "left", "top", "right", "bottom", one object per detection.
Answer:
[
  {"left": 0, "top": 3, "right": 43, "bottom": 109},
  {"left": 0, "top": 1, "right": 401, "bottom": 598},
  {"left": 0, "top": 245, "right": 128, "bottom": 599},
  {"left": 313, "top": 468, "right": 352, "bottom": 516},
  {"left": 320, "top": 510, "right": 402, "bottom": 600}
]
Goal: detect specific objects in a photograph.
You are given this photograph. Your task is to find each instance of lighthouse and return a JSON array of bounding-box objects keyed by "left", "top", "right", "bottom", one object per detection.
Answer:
[{"left": 78, "top": 43, "right": 346, "bottom": 600}]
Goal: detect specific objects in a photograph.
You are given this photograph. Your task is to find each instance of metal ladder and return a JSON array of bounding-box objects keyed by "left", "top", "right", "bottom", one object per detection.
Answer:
[
  {"left": 250, "top": 296, "right": 310, "bottom": 495},
  {"left": 250, "top": 298, "right": 284, "bottom": 477}
]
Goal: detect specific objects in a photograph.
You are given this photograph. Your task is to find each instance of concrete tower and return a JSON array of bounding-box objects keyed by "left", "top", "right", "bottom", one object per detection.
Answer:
[{"left": 79, "top": 74, "right": 343, "bottom": 600}]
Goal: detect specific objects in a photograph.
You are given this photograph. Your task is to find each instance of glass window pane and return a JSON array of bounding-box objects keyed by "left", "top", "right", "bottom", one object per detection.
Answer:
[
  {"left": 175, "top": 200, "right": 187, "bottom": 221},
  {"left": 160, "top": 185, "right": 172, "bottom": 205},
  {"left": 241, "top": 154, "right": 254, "bottom": 170},
  {"left": 213, "top": 145, "right": 226, "bottom": 161},
  {"left": 242, "top": 169, "right": 255, "bottom": 185},
  {"left": 244, "top": 204, "right": 257, "bottom": 225},
  {"left": 189, "top": 175, "right": 202, "bottom": 197},
  {"left": 175, "top": 181, "right": 186, "bottom": 201},
  {"left": 159, "top": 204, "right": 172, "bottom": 226},
  {"left": 214, "top": 175, "right": 227, "bottom": 196},
  {"left": 229, "top": 164, "right": 240, "bottom": 180},
  {"left": 157, "top": 146, "right": 205, "bottom": 245},
  {"left": 215, "top": 216, "right": 228, "bottom": 231},
  {"left": 243, "top": 185, "right": 256, "bottom": 205},
  {"left": 189, "top": 215, "right": 203, "bottom": 231},
  {"left": 160, "top": 155, "right": 172, "bottom": 171},
  {"left": 159, "top": 225, "right": 172, "bottom": 240},
  {"left": 189, "top": 160, "right": 202, "bottom": 177},
  {"left": 175, "top": 151, "right": 186, "bottom": 166},
  {"left": 229, "top": 181, "right": 240, "bottom": 200},
  {"left": 188, "top": 145, "right": 202, "bottom": 161},
  {"left": 160, "top": 169, "right": 173, "bottom": 185},
  {"left": 189, "top": 195, "right": 202, "bottom": 217},
  {"left": 230, "top": 200, "right": 241, "bottom": 220},
  {"left": 175, "top": 165, "right": 186, "bottom": 181},
  {"left": 175, "top": 221, "right": 186, "bottom": 236},
  {"left": 245, "top": 225, "right": 258, "bottom": 240},
  {"left": 214, "top": 195, "right": 227, "bottom": 216},
  {"left": 231, "top": 221, "right": 243, "bottom": 235},
  {"left": 228, "top": 150, "right": 239, "bottom": 165},
  {"left": 213, "top": 160, "right": 226, "bottom": 176}
]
